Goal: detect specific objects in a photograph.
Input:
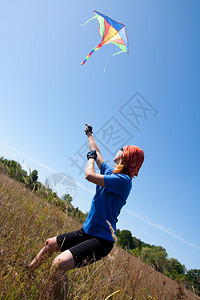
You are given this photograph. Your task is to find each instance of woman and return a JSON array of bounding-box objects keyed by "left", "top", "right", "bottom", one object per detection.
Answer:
[{"left": 27, "top": 124, "right": 144, "bottom": 297}]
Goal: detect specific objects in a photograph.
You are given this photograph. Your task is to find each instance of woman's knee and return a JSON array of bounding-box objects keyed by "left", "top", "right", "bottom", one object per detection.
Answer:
[
  {"left": 52, "top": 250, "right": 75, "bottom": 272},
  {"left": 45, "top": 236, "right": 59, "bottom": 254}
]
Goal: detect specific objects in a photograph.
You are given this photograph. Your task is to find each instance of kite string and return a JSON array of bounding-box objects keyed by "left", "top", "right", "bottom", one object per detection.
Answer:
[
  {"left": 81, "top": 16, "right": 96, "bottom": 27},
  {"left": 102, "top": 46, "right": 113, "bottom": 73}
]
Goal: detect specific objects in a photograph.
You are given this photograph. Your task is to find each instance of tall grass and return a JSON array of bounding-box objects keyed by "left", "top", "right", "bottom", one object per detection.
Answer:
[{"left": 0, "top": 174, "right": 199, "bottom": 299}]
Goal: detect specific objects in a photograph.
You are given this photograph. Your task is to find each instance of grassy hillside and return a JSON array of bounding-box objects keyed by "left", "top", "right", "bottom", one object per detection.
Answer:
[{"left": 0, "top": 173, "right": 199, "bottom": 300}]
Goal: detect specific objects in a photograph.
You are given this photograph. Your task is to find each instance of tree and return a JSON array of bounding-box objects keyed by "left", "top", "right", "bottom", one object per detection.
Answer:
[
  {"left": 132, "top": 236, "right": 143, "bottom": 250},
  {"left": 7, "top": 160, "right": 19, "bottom": 179},
  {"left": 186, "top": 269, "right": 200, "bottom": 296},
  {"left": 167, "top": 258, "right": 186, "bottom": 275},
  {"left": 116, "top": 229, "right": 134, "bottom": 249},
  {"left": 26, "top": 170, "right": 38, "bottom": 190},
  {"left": 3, "top": 159, "right": 27, "bottom": 183},
  {"left": 30, "top": 170, "right": 38, "bottom": 183},
  {"left": 62, "top": 194, "right": 73, "bottom": 205},
  {"left": 140, "top": 246, "right": 168, "bottom": 273},
  {"left": 62, "top": 194, "right": 74, "bottom": 213}
]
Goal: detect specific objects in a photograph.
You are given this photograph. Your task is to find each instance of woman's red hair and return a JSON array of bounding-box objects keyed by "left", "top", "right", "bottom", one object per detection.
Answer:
[
  {"left": 113, "top": 145, "right": 144, "bottom": 178},
  {"left": 113, "top": 157, "right": 133, "bottom": 179}
]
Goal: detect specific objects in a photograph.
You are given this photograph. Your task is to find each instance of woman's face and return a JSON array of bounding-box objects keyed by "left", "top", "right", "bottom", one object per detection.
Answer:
[{"left": 113, "top": 150, "right": 124, "bottom": 164}]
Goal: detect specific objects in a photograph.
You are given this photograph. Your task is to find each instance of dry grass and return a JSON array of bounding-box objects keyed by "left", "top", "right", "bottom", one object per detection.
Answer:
[{"left": 0, "top": 173, "right": 199, "bottom": 300}]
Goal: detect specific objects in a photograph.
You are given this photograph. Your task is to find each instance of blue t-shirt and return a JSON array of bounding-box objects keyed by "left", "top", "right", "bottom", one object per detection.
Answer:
[{"left": 83, "top": 162, "right": 132, "bottom": 241}]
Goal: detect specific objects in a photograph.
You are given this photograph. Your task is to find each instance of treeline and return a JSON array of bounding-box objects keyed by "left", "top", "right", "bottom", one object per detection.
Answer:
[
  {"left": 0, "top": 157, "right": 88, "bottom": 224},
  {"left": 116, "top": 229, "right": 200, "bottom": 296},
  {"left": 0, "top": 156, "right": 200, "bottom": 296}
]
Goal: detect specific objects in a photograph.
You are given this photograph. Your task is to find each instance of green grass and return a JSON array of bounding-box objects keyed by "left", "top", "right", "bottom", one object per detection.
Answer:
[{"left": 0, "top": 173, "right": 199, "bottom": 300}]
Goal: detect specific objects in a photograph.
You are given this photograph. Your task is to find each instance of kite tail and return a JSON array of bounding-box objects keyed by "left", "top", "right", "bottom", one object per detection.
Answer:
[
  {"left": 81, "top": 44, "right": 102, "bottom": 65},
  {"left": 81, "top": 16, "right": 96, "bottom": 27},
  {"left": 112, "top": 50, "right": 124, "bottom": 56}
]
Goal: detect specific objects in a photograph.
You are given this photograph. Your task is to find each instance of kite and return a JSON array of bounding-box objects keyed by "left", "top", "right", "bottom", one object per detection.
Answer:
[{"left": 81, "top": 10, "right": 129, "bottom": 65}]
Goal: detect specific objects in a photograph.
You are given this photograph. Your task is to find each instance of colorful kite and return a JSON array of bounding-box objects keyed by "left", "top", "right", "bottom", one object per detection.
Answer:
[{"left": 81, "top": 10, "right": 129, "bottom": 65}]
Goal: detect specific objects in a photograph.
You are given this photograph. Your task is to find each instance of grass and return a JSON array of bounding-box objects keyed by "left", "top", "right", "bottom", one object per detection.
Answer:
[{"left": 0, "top": 173, "right": 199, "bottom": 300}]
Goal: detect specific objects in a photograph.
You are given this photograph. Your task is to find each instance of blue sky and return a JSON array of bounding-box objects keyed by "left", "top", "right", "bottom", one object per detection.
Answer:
[{"left": 0, "top": 0, "right": 200, "bottom": 270}]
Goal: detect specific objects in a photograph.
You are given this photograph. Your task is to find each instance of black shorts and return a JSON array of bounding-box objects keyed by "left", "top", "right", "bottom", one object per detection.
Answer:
[{"left": 57, "top": 228, "right": 114, "bottom": 268}]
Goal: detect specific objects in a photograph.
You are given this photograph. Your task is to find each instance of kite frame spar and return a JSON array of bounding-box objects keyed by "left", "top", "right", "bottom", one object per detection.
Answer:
[{"left": 81, "top": 10, "right": 129, "bottom": 65}]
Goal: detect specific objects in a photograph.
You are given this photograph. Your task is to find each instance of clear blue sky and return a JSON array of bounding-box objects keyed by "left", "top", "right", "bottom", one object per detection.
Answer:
[{"left": 0, "top": 0, "right": 200, "bottom": 270}]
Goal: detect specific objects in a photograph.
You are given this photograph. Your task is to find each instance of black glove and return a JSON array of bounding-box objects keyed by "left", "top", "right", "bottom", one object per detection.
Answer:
[
  {"left": 85, "top": 124, "right": 93, "bottom": 135},
  {"left": 87, "top": 150, "right": 97, "bottom": 160}
]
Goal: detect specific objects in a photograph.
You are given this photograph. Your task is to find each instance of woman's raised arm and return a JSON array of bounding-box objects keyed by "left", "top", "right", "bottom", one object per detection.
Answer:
[{"left": 85, "top": 124, "right": 105, "bottom": 170}]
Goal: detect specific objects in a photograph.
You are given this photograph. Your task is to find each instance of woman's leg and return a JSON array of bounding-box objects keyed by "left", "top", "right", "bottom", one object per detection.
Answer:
[
  {"left": 51, "top": 250, "right": 75, "bottom": 299},
  {"left": 52, "top": 249, "right": 75, "bottom": 271},
  {"left": 28, "top": 236, "right": 59, "bottom": 270},
  {"left": 49, "top": 236, "right": 113, "bottom": 299},
  {"left": 28, "top": 228, "right": 83, "bottom": 271}
]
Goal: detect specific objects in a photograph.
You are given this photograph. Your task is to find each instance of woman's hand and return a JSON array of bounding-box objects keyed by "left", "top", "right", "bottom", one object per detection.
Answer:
[
  {"left": 85, "top": 124, "right": 93, "bottom": 135},
  {"left": 87, "top": 150, "right": 97, "bottom": 160}
]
